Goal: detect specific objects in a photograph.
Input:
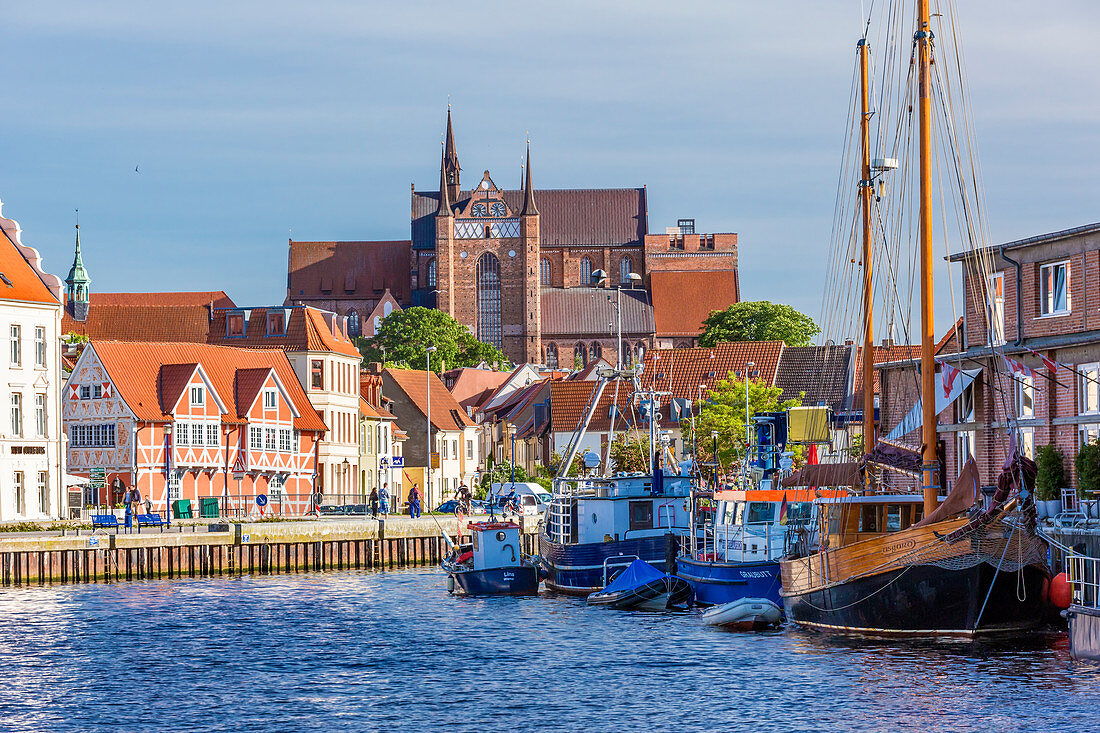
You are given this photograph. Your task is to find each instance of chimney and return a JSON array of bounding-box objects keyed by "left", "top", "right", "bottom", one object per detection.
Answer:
[
  {"left": 881, "top": 337, "right": 894, "bottom": 348},
  {"left": 369, "top": 362, "right": 383, "bottom": 375}
]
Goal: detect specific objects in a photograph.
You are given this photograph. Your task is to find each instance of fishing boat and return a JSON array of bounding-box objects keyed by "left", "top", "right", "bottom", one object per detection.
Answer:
[
  {"left": 701, "top": 598, "right": 783, "bottom": 631},
  {"left": 442, "top": 520, "right": 541, "bottom": 596},
  {"left": 587, "top": 558, "right": 693, "bottom": 611},
  {"left": 779, "top": 2, "right": 1049, "bottom": 637},
  {"left": 540, "top": 366, "right": 692, "bottom": 595}
]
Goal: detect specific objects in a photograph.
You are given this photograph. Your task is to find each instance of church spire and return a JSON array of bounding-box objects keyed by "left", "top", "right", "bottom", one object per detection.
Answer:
[
  {"left": 436, "top": 143, "right": 452, "bottom": 217},
  {"left": 443, "top": 108, "right": 460, "bottom": 203},
  {"left": 65, "top": 219, "right": 91, "bottom": 322},
  {"left": 521, "top": 143, "right": 539, "bottom": 217}
]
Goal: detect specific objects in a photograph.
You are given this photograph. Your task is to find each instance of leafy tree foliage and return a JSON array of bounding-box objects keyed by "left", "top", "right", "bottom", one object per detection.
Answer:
[
  {"left": 359, "top": 307, "right": 508, "bottom": 373},
  {"left": 692, "top": 374, "right": 802, "bottom": 468},
  {"left": 699, "top": 301, "right": 820, "bottom": 347},
  {"left": 608, "top": 432, "right": 650, "bottom": 473},
  {"left": 478, "top": 460, "right": 529, "bottom": 497}
]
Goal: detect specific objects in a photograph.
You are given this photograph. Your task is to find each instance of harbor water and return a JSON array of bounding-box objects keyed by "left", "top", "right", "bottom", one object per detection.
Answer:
[{"left": 1, "top": 568, "right": 1097, "bottom": 732}]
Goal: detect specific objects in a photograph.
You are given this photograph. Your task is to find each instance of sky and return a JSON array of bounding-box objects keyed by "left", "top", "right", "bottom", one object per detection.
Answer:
[{"left": 0, "top": 0, "right": 1097, "bottom": 342}]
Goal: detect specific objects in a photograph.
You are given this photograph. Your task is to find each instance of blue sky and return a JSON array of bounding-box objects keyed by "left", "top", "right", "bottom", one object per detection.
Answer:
[{"left": 1, "top": 1, "right": 1097, "bottom": 340}]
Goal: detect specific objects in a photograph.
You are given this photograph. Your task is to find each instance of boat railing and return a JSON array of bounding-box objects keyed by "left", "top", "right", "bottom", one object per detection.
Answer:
[
  {"left": 603, "top": 554, "right": 640, "bottom": 586},
  {"left": 1067, "top": 554, "right": 1100, "bottom": 609}
]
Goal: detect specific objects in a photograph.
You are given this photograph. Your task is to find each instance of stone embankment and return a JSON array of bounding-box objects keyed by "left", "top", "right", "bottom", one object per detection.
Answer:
[{"left": 0, "top": 516, "right": 540, "bottom": 586}]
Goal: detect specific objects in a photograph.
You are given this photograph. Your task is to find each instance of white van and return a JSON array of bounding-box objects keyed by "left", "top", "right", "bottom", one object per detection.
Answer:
[{"left": 489, "top": 482, "right": 552, "bottom": 516}]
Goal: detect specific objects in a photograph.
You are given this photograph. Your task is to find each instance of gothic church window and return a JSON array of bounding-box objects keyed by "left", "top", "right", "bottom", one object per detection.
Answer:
[
  {"left": 427, "top": 259, "right": 437, "bottom": 289},
  {"left": 590, "top": 342, "right": 602, "bottom": 362},
  {"left": 476, "top": 253, "right": 502, "bottom": 350},
  {"left": 540, "top": 257, "right": 552, "bottom": 286},
  {"left": 347, "top": 309, "right": 360, "bottom": 337},
  {"left": 574, "top": 343, "right": 587, "bottom": 368},
  {"left": 580, "top": 257, "right": 593, "bottom": 286},
  {"left": 545, "top": 343, "right": 558, "bottom": 369},
  {"left": 619, "top": 257, "right": 633, "bottom": 284}
]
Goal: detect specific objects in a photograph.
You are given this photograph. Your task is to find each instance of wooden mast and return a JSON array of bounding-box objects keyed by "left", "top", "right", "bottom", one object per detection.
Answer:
[
  {"left": 917, "top": 0, "right": 938, "bottom": 516},
  {"left": 859, "top": 38, "right": 875, "bottom": 456}
]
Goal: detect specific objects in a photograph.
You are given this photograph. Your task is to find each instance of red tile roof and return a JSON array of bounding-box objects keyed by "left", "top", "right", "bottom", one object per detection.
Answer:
[
  {"left": 89, "top": 341, "right": 326, "bottom": 432},
  {"left": 233, "top": 367, "right": 273, "bottom": 416},
  {"left": 549, "top": 379, "right": 639, "bottom": 432},
  {"left": 93, "top": 291, "right": 234, "bottom": 308},
  {"left": 650, "top": 270, "right": 740, "bottom": 338},
  {"left": 384, "top": 368, "right": 473, "bottom": 432},
  {"left": 854, "top": 344, "right": 921, "bottom": 396},
  {"left": 0, "top": 223, "right": 62, "bottom": 305},
  {"left": 63, "top": 304, "right": 213, "bottom": 342},
  {"left": 208, "top": 306, "right": 361, "bottom": 358},
  {"left": 288, "top": 240, "right": 411, "bottom": 304},
  {"left": 641, "top": 341, "right": 785, "bottom": 398},
  {"left": 443, "top": 367, "right": 512, "bottom": 411},
  {"left": 157, "top": 363, "right": 199, "bottom": 413},
  {"left": 935, "top": 318, "right": 964, "bottom": 355}
]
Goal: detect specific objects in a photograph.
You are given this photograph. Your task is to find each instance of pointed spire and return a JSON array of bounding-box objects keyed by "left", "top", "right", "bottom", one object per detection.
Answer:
[
  {"left": 521, "top": 143, "right": 539, "bottom": 217},
  {"left": 65, "top": 216, "right": 91, "bottom": 322},
  {"left": 443, "top": 108, "right": 460, "bottom": 202},
  {"left": 436, "top": 143, "right": 452, "bottom": 217}
]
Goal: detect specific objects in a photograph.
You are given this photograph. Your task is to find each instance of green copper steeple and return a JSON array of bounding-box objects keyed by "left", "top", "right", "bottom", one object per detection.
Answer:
[{"left": 65, "top": 223, "right": 90, "bottom": 322}]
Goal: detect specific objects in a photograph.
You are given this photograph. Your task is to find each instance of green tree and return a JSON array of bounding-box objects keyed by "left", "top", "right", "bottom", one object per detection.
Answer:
[
  {"left": 693, "top": 374, "right": 802, "bottom": 468},
  {"left": 359, "top": 307, "right": 508, "bottom": 373},
  {"left": 478, "top": 461, "right": 529, "bottom": 497},
  {"left": 699, "top": 301, "right": 820, "bottom": 347},
  {"left": 608, "top": 432, "right": 650, "bottom": 473},
  {"left": 1074, "top": 441, "right": 1100, "bottom": 501}
]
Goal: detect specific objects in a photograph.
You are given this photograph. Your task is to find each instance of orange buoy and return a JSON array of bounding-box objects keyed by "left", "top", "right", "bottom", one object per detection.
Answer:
[{"left": 1049, "top": 572, "right": 1072, "bottom": 609}]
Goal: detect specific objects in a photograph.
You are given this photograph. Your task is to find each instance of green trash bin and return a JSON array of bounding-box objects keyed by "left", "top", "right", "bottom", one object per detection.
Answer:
[
  {"left": 199, "top": 497, "right": 220, "bottom": 518},
  {"left": 173, "top": 499, "right": 193, "bottom": 519}
]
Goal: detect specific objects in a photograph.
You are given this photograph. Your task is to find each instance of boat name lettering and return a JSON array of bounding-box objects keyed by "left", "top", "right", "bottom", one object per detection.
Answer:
[
  {"left": 881, "top": 539, "right": 916, "bottom": 555},
  {"left": 739, "top": 571, "right": 771, "bottom": 578}
]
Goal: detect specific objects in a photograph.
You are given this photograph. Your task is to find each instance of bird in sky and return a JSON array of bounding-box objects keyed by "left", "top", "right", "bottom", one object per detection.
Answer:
[{"left": 134, "top": 165, "right": 141, "bottom": 174}]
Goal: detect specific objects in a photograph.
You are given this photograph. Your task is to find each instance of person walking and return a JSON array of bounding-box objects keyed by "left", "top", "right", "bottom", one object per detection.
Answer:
[
  {"left": 379, "top": 482, "right": 390, "bottom": 517},
  {"left": 122, "top": 485, "right": 135, "bottom": 533},
  {"left": 408, "top": 483, "right": 421, "bottom": 520},
  {"left": 369, "top": 486, "right": 379, "bottom": 518}
]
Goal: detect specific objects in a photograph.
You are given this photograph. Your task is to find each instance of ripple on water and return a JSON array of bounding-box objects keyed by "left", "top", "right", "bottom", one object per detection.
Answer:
[{"left": 0, "top": 568, "right": 1095, "bottom": 733}]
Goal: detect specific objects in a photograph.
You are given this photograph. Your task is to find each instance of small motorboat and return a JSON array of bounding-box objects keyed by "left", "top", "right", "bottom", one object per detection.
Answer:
[
  {"left": 442, "top": 521, "right": 541, "bottom": 596},
  {"left": 587, "top": 558, "right": 693, "bottom": 611},
  {"left": 701, "top": 597, "right": 783, "bottom": 631}
]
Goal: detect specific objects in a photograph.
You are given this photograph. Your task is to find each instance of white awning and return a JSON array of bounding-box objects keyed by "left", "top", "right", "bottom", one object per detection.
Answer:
[{"left": 885, "top": 367, "right": 981, "bottom": 441}]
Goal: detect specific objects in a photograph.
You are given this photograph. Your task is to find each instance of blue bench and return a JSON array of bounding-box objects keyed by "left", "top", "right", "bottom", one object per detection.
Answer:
[
  {"left": 137, "top": 514, "right": 165, "bottom": 530},
  {"left": 91, "top": 515, "right": 119, "bottom": 531}
]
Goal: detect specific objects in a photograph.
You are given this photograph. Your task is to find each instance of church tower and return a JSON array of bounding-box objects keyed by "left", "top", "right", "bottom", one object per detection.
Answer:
[
  {"left": 65, "top": 223, "right": 90, "bottom": 322},
  {"left": 435, "top": 143, "right": 455, "bottom": 317},
  {"left": 443, "top": 109, "right": 461, "bottom": 205},
  {"left": 520, "top": 144, "right": 541, "bottom": 364}
]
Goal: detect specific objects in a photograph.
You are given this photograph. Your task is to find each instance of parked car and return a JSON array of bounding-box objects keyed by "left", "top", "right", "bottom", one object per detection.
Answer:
[{"left": 435, "top": 499, "right": 490, "bottom": 515}]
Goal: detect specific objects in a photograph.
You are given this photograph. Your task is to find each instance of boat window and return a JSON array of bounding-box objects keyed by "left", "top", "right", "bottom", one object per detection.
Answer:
[
  {"left": 718, "top": 501, "right": 738, "bottom": 525},
  {"left": 886, "top": 505, "right": 903, "bottom": 532},
  {"left": 746, "top": 502, "right": 774, "bottom": 524},
  {"left": 629, "top": 501, "right": 653, "bottom": 531},
  {"left": 787, "top": 502, "right": 813, "bottom": 525},
  {"left": 859, "top": 504, "right": 878, "bottom": 532}
]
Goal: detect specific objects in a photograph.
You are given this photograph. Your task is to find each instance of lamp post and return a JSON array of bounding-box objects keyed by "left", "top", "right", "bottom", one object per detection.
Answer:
[
  {"left": 591, "top": 269, "right": 641, "bottom": 370},
  {"left": 163, "top": 422, "right": 173, "bottom": 528},
  {"left": 426, "top": 345, "right": 437, "bottom": 512},
  {"left": 693, "top": 384, "right": 706, "bottom": 462},
  {"left": 743, "top": 362, "right": 754, "bottom": 490}
]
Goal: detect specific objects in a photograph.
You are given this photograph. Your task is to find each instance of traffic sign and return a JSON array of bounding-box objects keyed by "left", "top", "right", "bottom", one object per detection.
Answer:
[
  {"left": 256, "top": 494, "right": 268, "bottom": 507},
  {"left": 430, "top": 453, "right": 440, "bottom": 470},
  {"left": 391, "top": 456, "right": 404, "bottom": 468}
]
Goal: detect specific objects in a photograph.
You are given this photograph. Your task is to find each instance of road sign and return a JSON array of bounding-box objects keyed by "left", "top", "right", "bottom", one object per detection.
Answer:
[
  {"left": 391, "top": 456, "right": 404, "bottom": 468},
  {"left": 255, "top": 494, "right": 268, "bottom": 507},
  {"left": 430, "top": 453, "right": 440, "bottom": 470},
  {"left": 233, "top": 471, "right": 245, "bottom": 482},
  {"left": 379, "top": 456, "right": 389, "bottom": 468}
]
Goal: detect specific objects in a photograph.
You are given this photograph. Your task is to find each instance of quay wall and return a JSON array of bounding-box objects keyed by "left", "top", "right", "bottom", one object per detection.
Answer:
[{"left": 0, "top": 517, "right": 540, "bottom": 587}]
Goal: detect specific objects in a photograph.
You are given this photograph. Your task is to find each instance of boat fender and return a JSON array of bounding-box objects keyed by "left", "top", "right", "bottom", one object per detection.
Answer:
[
  {"left": 447, "top": 575, "right": 455, "bottom": 594},
  {"left": 1049, "top": 572, "right": 1072, "bottom": 610}
]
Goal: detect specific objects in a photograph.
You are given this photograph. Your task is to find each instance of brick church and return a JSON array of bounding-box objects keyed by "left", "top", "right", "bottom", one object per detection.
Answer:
[{"left": 287, "top": 112, "right": 741, "bottom": 367}]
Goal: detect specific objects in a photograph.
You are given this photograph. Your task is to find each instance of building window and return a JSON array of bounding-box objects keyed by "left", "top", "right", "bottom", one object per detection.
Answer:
[
  {"left": 35, "top": 394, "right": 46, "bottom": 438},
  {"left": 11, "top": 393, "right": 21, "bottom": 437},
  {"left": 267, "top": 310, "right": 286, "bottom": 335},
  {"left": 1081, "top": 424, "right": 1100, "bottom": 447},
  {"left": 168, "top": 470, "right": 181, "bottom": 501},
  {"left": 574, "top": 342, "right": 587, "bottom": 368},
  {"left": 619, "top": 256, "right": 633, "bottom": 284},
  {"left": 955, "top": 383, "right": 975, "bottom": 423},
  {"left": 427, "top": 258, "right": 437, "bottom": 288},
  {"left": 441, "top": 439, "right": 448, "bottom": 460},
  {"left": 545, "top": 343, "right": 558, "bottom": 369},
  {"left": 540, "top": 257, "right": 552, "bottom": 286},
  {"left": 37, "top": 472, "right": 48, "bottom": 514},
  {"left": 175, "top": 422, "right": 189, "bottom": 446},
  {"left": 270, "top": 473, "right": 287, "bottom": 499},
  {"left": 1017, "top": 427, "right": 1035, "bottom": 460},
  {"left": 206, "top": 423, "right": 219, "bottom": 447},
  {"left": 1040, "top": 260, "right": 1071, "bottom": 315},
  {"left": 580, "top": 256, "right": 593, "bottom": 286},
  {"left": 279, "top": 428, "right": 292, "bottom": 453},
  {"left": 1016, "top": 374, "right": 1034, "bottom": 419},
  {"left": 10, "top": 325, "right": 20, "bottom": 366},
  {"left": 476, "top": 252, "right": 502, "bottom": 350},
  {"left": 466, "top": 439, "right": 474, "bottom": 460},
  {"left": 92, "top": 385, "right": 102, "bottom": 399},
  {"left": 227, "top": 313, "right": 245, "bottom": 337},
  {"left": 347, "top": 309, "right": 360, "bottom": 338},
  {"left": 1080, "top": 363, "right": 1100, "bottom": 415},
  {"left": 311, "top": 360, "right": 324, "bottom": 390},
  {"left": 34, "top": 327, "right": 45, "bottom": 368},
  {"left": 590, "top": 342, "right": 602, "bottom": 362},
  {"left": 80, "top": 385, "right": 91, "bottom": 400},
  {"left": 635, "top": 341, "right": 646, "bottom": 365},
  {"left": 265, "top": 428, "right": 277, "bottom": 451},
  {"left": 987, "top": 272, "right": 1005, "bottom": 345},
  {"left": 14, "top": 472, "right": 24, "bottom": 515},
  {"left": 190, "top": 386, "right": 204, "bottom": 406},
  {"left": 264, "top": 390, "right": 277, "bottom": 410},
  {"left": 191, "top": 423, "right": 203, "bottom": 446},
  {"left": 957, "top": 431, "right": 975, "bottom": 472}
]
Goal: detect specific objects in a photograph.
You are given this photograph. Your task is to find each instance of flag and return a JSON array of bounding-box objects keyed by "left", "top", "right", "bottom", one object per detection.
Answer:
[
  {"left": 939, "top": 360, "right": 961, "bottom": 398},
  {"left": 779, "top": 492, "right": 789, "bottom": 525},
  {"left": 1002, "top": 354, "right": 1033, "bottom": 378},
  {"left": 1024, "top": 346, "right": 1058, "bottom": 375},
  {"left": 807, "top": 442, "right": 819, "bottom": 465}
]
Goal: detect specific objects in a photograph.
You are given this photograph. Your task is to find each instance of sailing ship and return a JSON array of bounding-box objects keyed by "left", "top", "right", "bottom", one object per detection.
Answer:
[{"left": 779, "top": 2, "right": 1049, "bottom": 636}]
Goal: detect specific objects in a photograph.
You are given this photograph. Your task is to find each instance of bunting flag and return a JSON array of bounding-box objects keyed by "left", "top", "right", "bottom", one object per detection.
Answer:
[
  {"left": 778, "top": 492, "right": 789, "bottom": 525},
  {"left": 1002, "top": 354, "right": 1034, "bottom": 378},
  {"left": 1023, "top": 346, "right": 1058, "bottom": 375},
  {"left": 939, "top": 360, "right": 961, "bottom": 398}
]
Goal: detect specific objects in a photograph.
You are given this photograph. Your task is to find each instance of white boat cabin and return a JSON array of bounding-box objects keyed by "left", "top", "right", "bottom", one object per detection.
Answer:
[{"left": 546, "top": 472, "right": 692, "bottom": 546}]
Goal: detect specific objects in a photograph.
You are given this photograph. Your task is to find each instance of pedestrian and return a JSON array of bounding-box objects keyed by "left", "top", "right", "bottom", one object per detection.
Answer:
[
  {"left": 122, "top": 485, "right": 134, "bottom": 533},
  {"left": 408, "top": 483, "right": 421, "bottom": 520},
  {"left": 369, "top": 486, "right": 379, "bottom": 518},
  {"left": 379, "top": 482, "right": 389, "bottom": 516}
]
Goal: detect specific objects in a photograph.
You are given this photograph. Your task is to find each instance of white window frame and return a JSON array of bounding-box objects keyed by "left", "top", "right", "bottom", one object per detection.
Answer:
[
  {"left": 1080, "top": 423, "right": 1100, "bottom": 447},
  {"left": 264, "top": 427, "right": 277, "bottom": 451},
  {"left": 206, "top": 423, "right": 219, "bottom": 447},
  {"left": 10, "top": 325, "right": 20, "bottom": 367},
  {"left": 279, "top": 428, "right": 292, "bottom": 453},
  {"left": 34, "top": 394, "right": 46, "bottom": 438},
  {"left": 264, "top": 389, "right": 277, "bottom": 410},
  {"left": 250, "top": 426, "right": 263, "bottom": 450},
  {"left": 1016, "top": 374, "right": 1034, "bottom": 419},
  {"left": 190, "top": 385, "right": 204, "bottom": 407},
  {"left": 1017, "top": 427, "right": 1035, "bottom": 460},
  {"left": 37, "top": 471, "right": 48, "bottom": 514},
  {"left": 957, "top": 431, "right": 975, "bottom": 473},
  {"left": 1040, "top": 260, "right": 1071, "bottom": 316},
  {"left": 176, "top": 422, "right": 189, "bottom": 446},
  {"left": 80, "top": 385, "right": 91, "bottom": 400},
  {"left": 92, "top": 384, "right": 102, "bottom": 399},
  {"left": 987, "top": 272, "right": 1005, "bottom": 346},
  {"left": 1080, "top": 363, "right": 1100, "bottom": 415},
  {"left": 956, "top": 383, "right": 975, "bottom": 424},
  {"left": 14, "top": 471, "right": 24, "bottom": 515},
  {"left": 11, "top": 393, "right": 22, "bottom": 437},
  {"left": 34, "top": 327, "right": 45, "bottom": 368},
  {"left": 168, "top": 469, "right": 182, "bottom": 501},
  {"left": 191, "top": 423, "right": 203, "bottom": 446}
]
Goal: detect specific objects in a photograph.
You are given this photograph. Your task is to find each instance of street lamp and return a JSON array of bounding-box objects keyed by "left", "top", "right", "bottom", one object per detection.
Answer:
[
  {"left": 163, "top": 422, "right": 173, "bottom": 528},
  {"left": 591, "top": 269, "right": 642, "bottom": 370},
  {"left": 425, "top": 345, "right": 437, "bottom": 512}
]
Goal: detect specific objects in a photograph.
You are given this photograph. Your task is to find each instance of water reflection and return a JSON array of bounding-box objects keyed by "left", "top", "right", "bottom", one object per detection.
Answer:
[{"left": 0, "top": 569, "right": 1096, "bottom": 732}]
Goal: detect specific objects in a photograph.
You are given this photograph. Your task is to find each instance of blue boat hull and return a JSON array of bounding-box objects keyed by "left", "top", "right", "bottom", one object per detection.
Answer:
[
  {"left": 539, "top": 533, "right": 675, "bottom": 595},
  {"left": 447, "top": 565, "right": 540, "bottom": 596},
  {"left": 675, "top": 556, "right": 783, "bottom": 607}
]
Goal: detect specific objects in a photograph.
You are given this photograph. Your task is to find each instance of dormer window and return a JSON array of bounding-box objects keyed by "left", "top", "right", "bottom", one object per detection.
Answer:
[
  {"left": 227, "top": 313, "right": 245, "bottom": 337},
  {"left": 264, "top": 389, "right": 277, "bottom": 410},
  {"left": 267, "top": 311, "right": 285, "bottom": 336},
  {"left": 190, "top": 386, "right": 205, "bottom": 406}
]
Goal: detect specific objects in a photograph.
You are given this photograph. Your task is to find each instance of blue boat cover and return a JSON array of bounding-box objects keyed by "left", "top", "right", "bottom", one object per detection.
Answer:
[{"left": 602, "top": 559, "right": 665, "bottom": 593}]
